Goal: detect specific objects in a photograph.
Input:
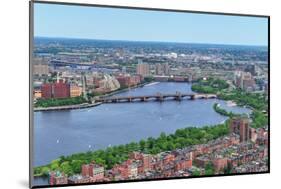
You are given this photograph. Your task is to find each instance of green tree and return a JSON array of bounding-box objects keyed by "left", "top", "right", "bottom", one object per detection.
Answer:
[
  {"left": 192, "top": 169, "right": 201, "bottom": 176},
  {"left": 50, "top": 159, "right": 60, "bottom": 171},
  {"left": 41, "top": 167, "right": 50, "bottom": 177},
  {"left": 139, "top": 139, "right": 146, "bottom": 151},
  {"left": 205, "top": 162, "right": 215, "bottom": 175},
  {"left": 60, "top": 161, "right": 73, "bottom": 176},
  {"left": 71, "top": 160, "right": 83, "bottom": 174}
]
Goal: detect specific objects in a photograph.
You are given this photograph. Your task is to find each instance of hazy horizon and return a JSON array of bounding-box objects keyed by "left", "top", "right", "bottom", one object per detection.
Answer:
[
  {"left": 34, "top": 3, "right": 268, "bottom": 47},
  {"left": 34, "top": 36, "right": 268, "bottom": 48}
]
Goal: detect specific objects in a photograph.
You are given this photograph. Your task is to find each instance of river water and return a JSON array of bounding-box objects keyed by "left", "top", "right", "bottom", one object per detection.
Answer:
[{"left": 33, "top": 82, "right": 251, "bottom": 168}]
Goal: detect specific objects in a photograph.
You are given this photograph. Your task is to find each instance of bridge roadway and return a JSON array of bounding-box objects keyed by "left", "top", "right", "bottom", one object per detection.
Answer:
[
  {"left": 96, "top": 92, "right": 217, "bottom": 103},
  {"left": 50, "top": 60, "right": 101, "bottom": 68}
]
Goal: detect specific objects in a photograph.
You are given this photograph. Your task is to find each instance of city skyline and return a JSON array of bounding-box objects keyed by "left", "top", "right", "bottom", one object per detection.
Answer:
[
  {"left": 32, "top": 2, "right": 269, "bottom": 187},
  {"left": 34, "top": 36, "right": 268, "bottom": 48},
  {"left": 34, "top": 3, "right": 268, "bottom": 46}
]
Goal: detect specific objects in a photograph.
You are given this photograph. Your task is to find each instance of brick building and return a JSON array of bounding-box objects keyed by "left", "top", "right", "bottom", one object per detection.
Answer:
[
  {"left": 212, "top": 157, "right": 228, "bottom": 171},
  {"left": 49, "top": 171, "right": 68, "bottom": 185},
  {"left": 136, "top": 63, "right": 150, "bottom": 76},
  {"left": 81, "top": 163, "right": 104, "bottom": 181},
  {"left": 53, "top": 80, "right": 70, "bottom": 98},
  {"left": 141, "top": 154, "right": 152, "bottom": 171},
  {"left": 41, "top": 80, "right": 70, "bottom": 99},
  {"left": 41, "top": 83, "right": 53, "bottom": 99},
  {"left": 230, "top": 118, "right": 250, "bottom": 142},
  {"left": 116, "top": 75, "right": 141, "bottom": 88},
  {"left": 174, "top": 159, "right": 192, "bottom": 171}
]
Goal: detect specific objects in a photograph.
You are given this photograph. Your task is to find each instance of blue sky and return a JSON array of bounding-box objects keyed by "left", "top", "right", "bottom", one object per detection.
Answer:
[{"left": 34, "top": 3, "right": 268, "bottom": 46}]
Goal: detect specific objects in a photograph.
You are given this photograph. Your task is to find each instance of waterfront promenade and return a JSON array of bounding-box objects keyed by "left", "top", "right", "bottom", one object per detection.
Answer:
[
  {"left": 33, "top": 82, "right": 153, "bottom": 112},
  {"left": 33, "top": 102, "right": 102, "bottom": 112}
]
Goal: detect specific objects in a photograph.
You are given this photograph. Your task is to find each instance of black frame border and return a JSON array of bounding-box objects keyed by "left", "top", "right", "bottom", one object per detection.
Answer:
[{"left": 29, "top": 0, "right": 270, "bottom": 188}]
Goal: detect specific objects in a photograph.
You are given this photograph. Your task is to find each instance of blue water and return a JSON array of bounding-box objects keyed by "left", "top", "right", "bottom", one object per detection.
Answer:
[{"left": 33, "top": 82, "right": 251, "bottom": 167}]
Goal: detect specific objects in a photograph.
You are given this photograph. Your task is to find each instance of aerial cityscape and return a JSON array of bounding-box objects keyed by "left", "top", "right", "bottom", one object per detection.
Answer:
[{"left": 32, "top": 3, "right": 269, "bottom": 187}]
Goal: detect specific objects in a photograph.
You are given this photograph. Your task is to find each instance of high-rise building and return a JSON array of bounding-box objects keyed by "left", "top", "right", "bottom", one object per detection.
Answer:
[
  {"left": 155, "top": 63, "right": 163, "bottom": 75},
  {"left": 41, "top": 83, "right": 53, "bottom": 99},
  {"left": 33, "top": 64, "right": 49, "bottom": 76},
  {"left": 243, "top": 79, "right": 256, "bottom": 92},
  {"left": 33, "top": 57, "right": 49, "bottom": 76},
  {"left": 41, "top": 80, "right": 70, "bottom": 99},
  {"left": 163, "top": 63, "right": 170, "bottom": 75},
  {"left": 136, "top": 63, "right": 150, "bottom": 76},
  {"left": 53, "top": 80, "right": 70, "bottom": 98},
  {"left": 230, "top": 118, "right": 250, "bottom": 142},
  {"left": 235, "top": 72, "right": 256, "bottom": 92},
  {"left": 245, "top": 64, "right": 256, "bottom": 76},
  {"left": 155, "top": 63, "right": 170, "bottom": 76}
]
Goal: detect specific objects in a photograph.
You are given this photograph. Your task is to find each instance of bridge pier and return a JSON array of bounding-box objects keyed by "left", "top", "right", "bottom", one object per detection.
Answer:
[
  {"left": 141, "top": 97, "right": 147, "bottom": 102},
  {"left": 156, "top": 93, "right": 164, "bottom": 102},
  {"left": 156, "top": 96, "right": 164, "bottom": 102},
  {"left": 190, "top": 94, "right": 195, "bottom": 100},
  {"left": 175, "top": 91, "right": 182, "bottom": 101},
  {"left": 175, "top": 96, "right": 182, "bottom": 101}
]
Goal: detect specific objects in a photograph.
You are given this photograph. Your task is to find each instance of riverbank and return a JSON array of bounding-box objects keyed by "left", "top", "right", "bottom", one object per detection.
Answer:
[
  {"left": 213, "top": 103, "right": 241, "bottom": 117},
  {"left": 34, "top": 102, "right": 102, "bottom": 112},
  {"left": 192, "top": 78, "right": 268, "bottom": 128},
  {"left": 34, "top": 82, "right": 153, "bottom": 112},
  {"left": 33, "top": 81, "right": 253, "bottom": 178},
  {"left": 96, "top": 81, "right": 153, "bottom": 98},
  {"left": 34, "top": 122, "right": 229, "bottom": 177}
]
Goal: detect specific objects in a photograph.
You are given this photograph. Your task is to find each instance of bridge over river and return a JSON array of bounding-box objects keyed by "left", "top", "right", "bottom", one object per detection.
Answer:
[{"left": 96, "top": 92, "right": 217, "bottom": 103}]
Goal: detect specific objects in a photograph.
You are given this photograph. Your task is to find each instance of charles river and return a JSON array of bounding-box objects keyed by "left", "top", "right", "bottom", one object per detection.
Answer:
[{"left": 33, "top": 82, "right": 251, "bottom": 168}]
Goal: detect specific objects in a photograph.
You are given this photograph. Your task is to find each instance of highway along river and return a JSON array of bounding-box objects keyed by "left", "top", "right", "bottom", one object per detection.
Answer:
[{"left": 33, "top": 82, "right": 251, "bottom": 167}]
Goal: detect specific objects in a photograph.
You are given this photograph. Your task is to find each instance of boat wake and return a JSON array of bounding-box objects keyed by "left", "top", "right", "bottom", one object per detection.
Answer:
[{"left": 144, "top": 82, "right": 160, "bottom": 87}]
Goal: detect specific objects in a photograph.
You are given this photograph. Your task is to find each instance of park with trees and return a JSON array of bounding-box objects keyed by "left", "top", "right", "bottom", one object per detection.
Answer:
[
  {"left": 34, "top": 77, "right": 268, "bottom": 177},
  {"left": 34, "top": 122, "right": 229, "bottom": 177},
  {"left": 192, "top": 78, "right": 268, "bottom": 129}
]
